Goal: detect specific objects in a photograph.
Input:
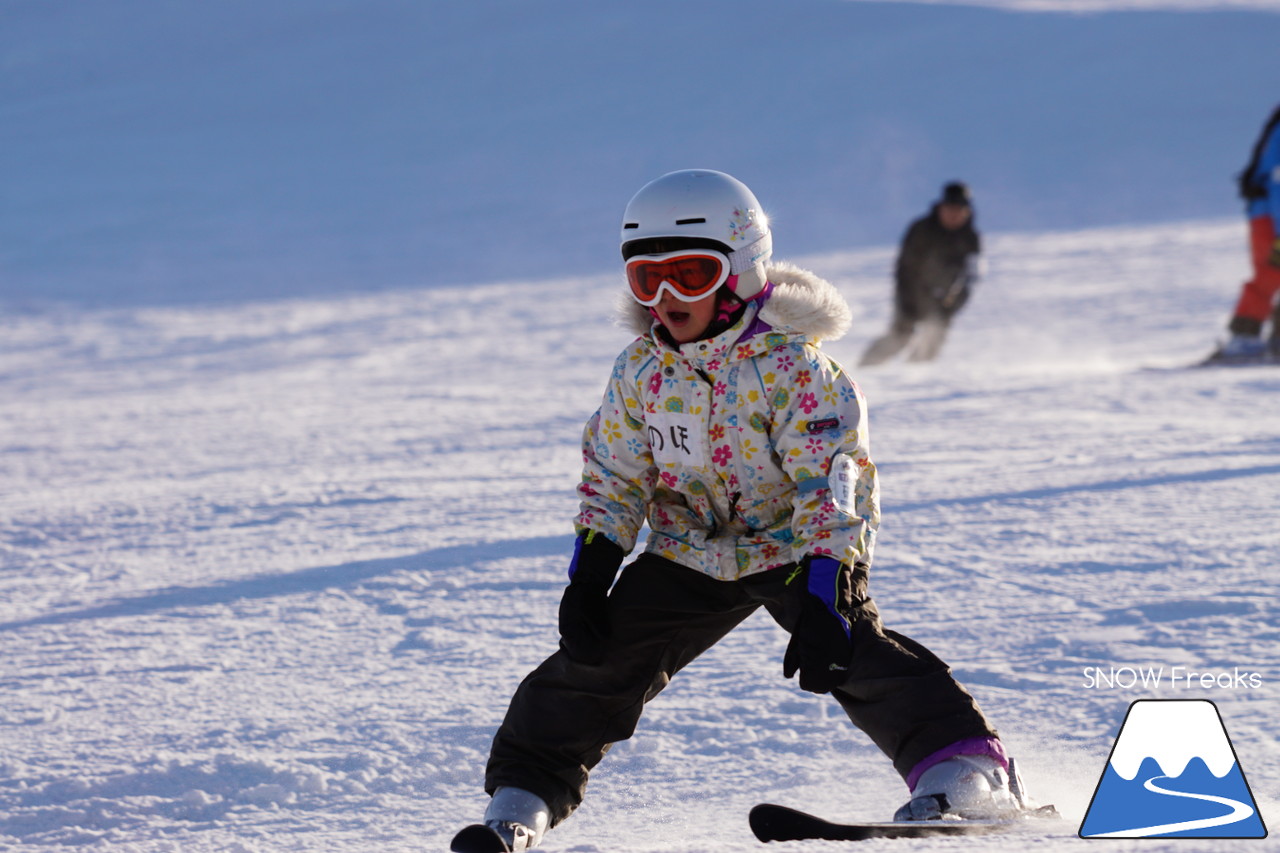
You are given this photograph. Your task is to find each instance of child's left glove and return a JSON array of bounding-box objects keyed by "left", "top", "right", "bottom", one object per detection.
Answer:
[
  {"left": 783, "top": 556, "right": 857, "bottom": 694},
  {"left": 557, "top": 532, "right": 625, "bottom": 665}
]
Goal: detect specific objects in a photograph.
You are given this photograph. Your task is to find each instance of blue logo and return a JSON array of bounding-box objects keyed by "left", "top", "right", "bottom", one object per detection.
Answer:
[{"left": 1080, "top": 699, "right": 1267, "bottom": 839}]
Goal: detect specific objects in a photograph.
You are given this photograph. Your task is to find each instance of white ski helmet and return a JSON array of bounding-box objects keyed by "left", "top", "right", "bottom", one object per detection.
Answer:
[{"left": 620, "top": 169, "right": 773, "bottom": 300}]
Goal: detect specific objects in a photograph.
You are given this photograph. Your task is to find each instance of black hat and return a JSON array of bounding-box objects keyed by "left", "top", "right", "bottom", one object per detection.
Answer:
[{"left": 941, "top": 181, "right": 972, "bottom": 206}]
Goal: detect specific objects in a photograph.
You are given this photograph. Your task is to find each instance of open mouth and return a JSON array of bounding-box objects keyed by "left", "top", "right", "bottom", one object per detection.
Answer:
[{"left": 665, "top": 310, "right": 691, "bottom": 325}]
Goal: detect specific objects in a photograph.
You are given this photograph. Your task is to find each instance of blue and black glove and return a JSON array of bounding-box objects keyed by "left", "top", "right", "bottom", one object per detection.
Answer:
[
  {"left": 557, "top": 531, "right": 625, "bottom": 664},
  {"left": 783, "top": 556, "right": 858, "bottom": 694}
]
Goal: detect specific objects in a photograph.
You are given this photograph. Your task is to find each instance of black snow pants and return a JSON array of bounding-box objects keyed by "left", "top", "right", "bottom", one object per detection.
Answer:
[{"left": 485, "top": 553, "right": 997, "bottom": 826}]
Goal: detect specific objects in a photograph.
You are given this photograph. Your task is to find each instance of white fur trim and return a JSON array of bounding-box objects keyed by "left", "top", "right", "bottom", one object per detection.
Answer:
[
  {"left": 619, "top": 291, "right": 656, "bottom": 337},
  {"left": 759, "top": 261, "right": 852, "bottom": 341}
]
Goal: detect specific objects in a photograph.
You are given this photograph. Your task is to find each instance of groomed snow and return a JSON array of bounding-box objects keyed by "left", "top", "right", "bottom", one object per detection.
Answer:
[
  {"left": 2, "top": 217, "right": 1277, "bottom": 852},
  {"left": 2, "top": 1, "right": 1278, "bottom": 851}
]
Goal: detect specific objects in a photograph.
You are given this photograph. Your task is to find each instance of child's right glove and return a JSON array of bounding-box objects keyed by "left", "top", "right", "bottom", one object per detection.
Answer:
[
  {"left": 783, "top": 555, "right": 857, "bottom": 694},
  {"left": 557, "top": 531, "right": 625, "bottom": 665}
]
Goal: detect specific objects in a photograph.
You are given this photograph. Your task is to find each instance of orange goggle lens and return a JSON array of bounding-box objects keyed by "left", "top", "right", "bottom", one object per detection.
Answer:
[{"left": 625, "top": 250, "right": 731, "bottom": 306}]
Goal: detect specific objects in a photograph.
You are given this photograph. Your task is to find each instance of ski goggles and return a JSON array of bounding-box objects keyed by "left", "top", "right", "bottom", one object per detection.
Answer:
[{"left": 625, "top": 249, "right": 732, "bottom": 306}]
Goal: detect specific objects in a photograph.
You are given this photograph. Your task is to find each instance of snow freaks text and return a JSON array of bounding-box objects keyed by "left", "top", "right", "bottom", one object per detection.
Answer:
[{"left": 1082, "top": 666, "right": 1263, "bottom": 690}]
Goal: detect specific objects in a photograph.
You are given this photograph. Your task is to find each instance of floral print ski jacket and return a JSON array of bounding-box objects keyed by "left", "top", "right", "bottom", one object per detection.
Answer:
[{"left": 576, "top": 262, "right": 880, "bottom": 581}]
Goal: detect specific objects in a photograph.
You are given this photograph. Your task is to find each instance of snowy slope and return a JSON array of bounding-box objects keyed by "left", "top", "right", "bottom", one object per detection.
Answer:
[
  {"left": 3, "top": 0, "right": 1280, "bottom": 850},
  {"left": 3, "top": 0, "right": 1280, "bottom": 305},
  {"left": 2, "top": 217, "right": 1278, "bottom": 852}
]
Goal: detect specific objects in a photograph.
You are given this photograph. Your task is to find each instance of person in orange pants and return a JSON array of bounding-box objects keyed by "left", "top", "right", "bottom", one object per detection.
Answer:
[{"left": 1217, "top": 104, "right": 1280, "bottom": 360}]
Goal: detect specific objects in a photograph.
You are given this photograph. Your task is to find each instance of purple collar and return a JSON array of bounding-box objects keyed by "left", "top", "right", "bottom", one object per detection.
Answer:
[{"left": 736, "top": 281, "right": 775, "bottom": 343}]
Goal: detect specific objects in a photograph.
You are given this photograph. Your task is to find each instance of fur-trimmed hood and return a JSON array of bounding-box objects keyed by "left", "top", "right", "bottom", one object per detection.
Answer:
[{"left": 620, "top": 261, "right": 852, "bottom": 343}]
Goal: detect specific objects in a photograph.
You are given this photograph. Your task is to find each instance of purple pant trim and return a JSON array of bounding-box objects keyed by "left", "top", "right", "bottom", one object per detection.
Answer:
[{"left": 905, "top": 737, "right": 1008, "bottom": 791}]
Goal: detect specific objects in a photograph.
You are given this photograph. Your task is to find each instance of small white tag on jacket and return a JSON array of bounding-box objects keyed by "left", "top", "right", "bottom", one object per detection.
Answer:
[
  {"left": 647, "top": 411, "right": 707, "bottom": 468},
  {"left": 829, "top": 452, "right": 858, "bottom": 516}
]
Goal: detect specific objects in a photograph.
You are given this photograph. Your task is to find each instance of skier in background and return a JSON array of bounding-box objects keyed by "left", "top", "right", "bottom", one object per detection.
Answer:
[
  {"left": 1212, "top": 104, "right": 1280, "bottom": 361},
  {"left": 455, "top": 170, "right": 1038, "bottom": 853},
  {"left": 860, "top": 182, "right": 981, "bottom": 366}
]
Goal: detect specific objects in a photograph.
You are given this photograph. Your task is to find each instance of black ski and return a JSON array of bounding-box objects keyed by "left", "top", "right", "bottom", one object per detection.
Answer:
[
  {"left": 450, "top": 824, "right": 511, "bottom": 853},
  {"left": 1194, "top": 351, "right": 1280, "bottom": 368},
  {"left": 1141, "top": 351, "right": 1280, "bottom": 373},
  {"left": 749, "top": 803, "right": 1055, "bottom": 842}
]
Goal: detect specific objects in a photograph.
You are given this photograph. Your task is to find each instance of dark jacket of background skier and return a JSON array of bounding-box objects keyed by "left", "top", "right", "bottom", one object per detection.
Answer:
[{"left": 895, "top": 206, "right": 981, "bottom": 321}]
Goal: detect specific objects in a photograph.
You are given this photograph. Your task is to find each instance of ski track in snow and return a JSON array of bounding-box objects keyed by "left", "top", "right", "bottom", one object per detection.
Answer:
[{"left": 1, "top": 218, "right": 1277, "bottom": 852}]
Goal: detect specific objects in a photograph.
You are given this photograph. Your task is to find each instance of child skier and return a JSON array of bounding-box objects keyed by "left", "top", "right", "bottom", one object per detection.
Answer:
[{"left": 456, "top": 170, "right": 1033, "bottom": 852}]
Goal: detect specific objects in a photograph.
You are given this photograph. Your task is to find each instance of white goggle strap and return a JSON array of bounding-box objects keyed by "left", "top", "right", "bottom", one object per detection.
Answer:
[{"left": 728, "top": 231, "right": 772, "bottom": 275}]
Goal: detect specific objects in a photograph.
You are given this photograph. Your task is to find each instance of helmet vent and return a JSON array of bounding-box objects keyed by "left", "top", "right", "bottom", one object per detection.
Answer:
[
  {"left": 623, "top": 223, "right": 639, "bottom": 229},
  {"left": 675, "top": 218, "right": 706, "bottom": 225}
]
